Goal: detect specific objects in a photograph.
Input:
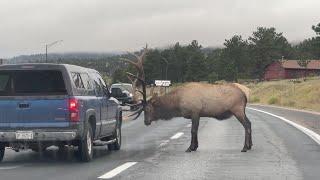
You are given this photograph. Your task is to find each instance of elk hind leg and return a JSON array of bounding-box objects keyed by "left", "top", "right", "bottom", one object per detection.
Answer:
[
  {"left": 245, "top": 115, "right": 252, "bottom": 148},
  {"left": 233, "top": 110, "right": 252, "bottom": 152},
  {"left": 186, "top": 115, "right": 200, "bottom": 152}
]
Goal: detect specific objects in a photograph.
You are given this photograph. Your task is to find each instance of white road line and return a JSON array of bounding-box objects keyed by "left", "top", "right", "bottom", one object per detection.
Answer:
[
  {"left": 170, "top": 132, "right": 184, "bottom": 140},
  {"left": 248, "top": 107, "right": 320, "bottom": 145},
  {"left": 185, "top": 124, "right": 192, "bottom": 128},
  {"left": 251, "top": 104, "right": 320, "bottom": 115},
  {"left": 0, "top": 165, "right": 22, "bottom": 170},
  {"left": 158, "top": 140, "right": 170, "bottom": 148},
  {"left": 98, "top": 162, "right": 137, "bottom": 179}
]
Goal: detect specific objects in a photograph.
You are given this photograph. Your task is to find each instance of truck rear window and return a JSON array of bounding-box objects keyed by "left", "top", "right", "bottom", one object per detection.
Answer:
[{"left": 0, "top": 70, "right": 67, "bottom": 96}]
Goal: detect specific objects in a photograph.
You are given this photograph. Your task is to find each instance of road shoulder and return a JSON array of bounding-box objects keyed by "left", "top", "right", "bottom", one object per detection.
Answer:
[{"left": 248, "top": 104, "right": 320, "bottom": 135}]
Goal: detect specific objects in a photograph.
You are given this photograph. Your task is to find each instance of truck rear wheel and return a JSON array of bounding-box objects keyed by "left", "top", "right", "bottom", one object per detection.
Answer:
[
  {"left": 78, "top": 123, "right": 93, "bottom": 162},
  {"left": 0, "top": 143, "right": 5, "bottom": 162},
  {"left": 108, "top": 121, "right": 121, "bottom": 151},
  {"left": 31, "top": 144, "right": 47, "bottom": 152}
]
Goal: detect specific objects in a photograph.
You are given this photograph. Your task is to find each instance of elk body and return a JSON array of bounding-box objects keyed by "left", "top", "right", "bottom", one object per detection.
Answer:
[
  {"left": 144, "top": 82, "right": 252, "bottom": 152},
  {"left": 125, "top": 47, "right": 252, "bottom": 152}
]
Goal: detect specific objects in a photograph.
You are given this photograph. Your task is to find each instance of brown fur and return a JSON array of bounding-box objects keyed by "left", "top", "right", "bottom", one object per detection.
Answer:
[
  {"left": 149, "top": 83, "right": 247, "bottom": 120},
  {"left": 145, "top": 82, "right": 252, "bottom": 152}
]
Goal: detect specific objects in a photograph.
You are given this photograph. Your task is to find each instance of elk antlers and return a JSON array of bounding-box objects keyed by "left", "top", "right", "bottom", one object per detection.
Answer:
[{"left": 122, "top": 45, "right": 148, "bottom": 120}]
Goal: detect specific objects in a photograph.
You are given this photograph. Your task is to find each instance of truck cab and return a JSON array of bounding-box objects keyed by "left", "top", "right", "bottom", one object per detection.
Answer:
[{"left": 0, "top": 63, "right": 122, "bottom": 162}]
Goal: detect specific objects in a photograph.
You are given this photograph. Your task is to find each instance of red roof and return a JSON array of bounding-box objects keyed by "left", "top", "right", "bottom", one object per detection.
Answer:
[{"left": 281, "top": 60, "right": 320, "bottom": 70}]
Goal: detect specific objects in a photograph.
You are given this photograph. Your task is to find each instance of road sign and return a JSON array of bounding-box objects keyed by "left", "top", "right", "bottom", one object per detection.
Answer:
[{"left": 155, "top": 80, "right": 171, "bottom": 87}]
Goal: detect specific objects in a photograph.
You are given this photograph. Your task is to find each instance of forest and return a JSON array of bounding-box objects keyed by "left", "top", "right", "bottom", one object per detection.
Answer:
[
  {"left": 112, "top": 23, "right": 320, "bottom": 84},
  {"left": 8, "top": 23, "right": 320, "bottom": 84}
]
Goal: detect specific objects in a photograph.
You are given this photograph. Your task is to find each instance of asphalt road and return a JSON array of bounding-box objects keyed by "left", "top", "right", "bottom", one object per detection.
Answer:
[
  {"left": 0, "top": 106, "right": 320, "bottom": 180},
  {"left": 249, "top": 104, "right": 320, "bottom": 135}
]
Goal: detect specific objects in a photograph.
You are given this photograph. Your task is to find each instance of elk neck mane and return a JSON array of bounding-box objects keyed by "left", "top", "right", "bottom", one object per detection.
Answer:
[{"left": 152, "top": 90, "right": 181, "bottom": 120}]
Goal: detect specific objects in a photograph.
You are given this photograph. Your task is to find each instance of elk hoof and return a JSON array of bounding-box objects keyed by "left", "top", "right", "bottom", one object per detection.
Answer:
[
  {"left": 185, "top": 145, "right": 198, "bottom": 152},
  {"left": 241, "top": 149, "right": 247, "bottom": 152},
  {"left": 241, "top": 146, "right": 250, "bottom": 152}
]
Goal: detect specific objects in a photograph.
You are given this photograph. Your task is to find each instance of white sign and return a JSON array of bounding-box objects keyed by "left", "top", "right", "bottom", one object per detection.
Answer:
[
  {"left": 155, "top": 80, "right": 171, "bottom": 87},
  {"left": 16, "top": 131, "right": 33, "bottom": 140}
]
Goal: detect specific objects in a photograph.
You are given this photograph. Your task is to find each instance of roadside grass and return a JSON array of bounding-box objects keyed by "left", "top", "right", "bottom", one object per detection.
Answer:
[{"left": 248, "top": 76, "right": 320, "bottom": 112}]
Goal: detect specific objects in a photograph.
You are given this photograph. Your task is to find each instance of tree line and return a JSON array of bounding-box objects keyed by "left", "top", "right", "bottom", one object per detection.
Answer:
[
  {"left": 8, "top": 23, "right": 319, "bottom": 84},
  {"left": 113, "top": 23, "right": 320, "bottom": 83}
]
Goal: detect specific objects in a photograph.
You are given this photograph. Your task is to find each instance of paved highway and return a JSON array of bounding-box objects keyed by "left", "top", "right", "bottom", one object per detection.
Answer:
[{"left": 0, "top": 105, "right": 319, "bottom": 180}]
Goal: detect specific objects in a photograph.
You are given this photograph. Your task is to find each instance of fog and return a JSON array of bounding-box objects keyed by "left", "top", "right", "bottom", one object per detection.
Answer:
[{"left": 0, "top": 0, "right": 319, "bottom": 57}]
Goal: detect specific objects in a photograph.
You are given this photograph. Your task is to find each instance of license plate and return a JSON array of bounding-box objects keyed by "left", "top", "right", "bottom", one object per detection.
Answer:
[{"left": 15, "top": 131, "right": 33, "bottom": 140}]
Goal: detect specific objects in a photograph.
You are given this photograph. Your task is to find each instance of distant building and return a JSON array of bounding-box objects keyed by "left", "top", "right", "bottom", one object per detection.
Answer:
[{"left": 264, "top": 60, "right": 320, "bottom": 80}]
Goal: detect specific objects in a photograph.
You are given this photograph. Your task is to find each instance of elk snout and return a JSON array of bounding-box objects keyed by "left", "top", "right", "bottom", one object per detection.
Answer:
[
  {"left": 144, "top": 120, "right": 151, "bottom": 126},
  {"left": 144, "top": 114, "right": 152, "bottom": 125}
]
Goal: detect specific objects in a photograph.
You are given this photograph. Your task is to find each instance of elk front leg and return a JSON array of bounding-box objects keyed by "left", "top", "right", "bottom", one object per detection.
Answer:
[{"left": 186, "top": 116, "right": 199, "bottom": 152}]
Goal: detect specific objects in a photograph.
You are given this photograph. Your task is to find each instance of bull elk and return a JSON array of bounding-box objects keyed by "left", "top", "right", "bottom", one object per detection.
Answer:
[{"left": 125, "top": 47, "right": 252, "bottom": 152}]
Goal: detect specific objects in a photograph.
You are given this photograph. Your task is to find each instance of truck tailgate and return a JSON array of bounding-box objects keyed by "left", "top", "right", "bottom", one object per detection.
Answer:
[
  {"left": 0, "top": 97, "right": 69, "bottom": 128},
  {"left": 0, "top": 69, "right": 70, "bottom": 129}
]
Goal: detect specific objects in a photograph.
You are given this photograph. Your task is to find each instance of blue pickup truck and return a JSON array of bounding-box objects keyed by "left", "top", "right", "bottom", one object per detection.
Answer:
[{"left": 0, "top": 63, "right": 122, "bottom": 162}]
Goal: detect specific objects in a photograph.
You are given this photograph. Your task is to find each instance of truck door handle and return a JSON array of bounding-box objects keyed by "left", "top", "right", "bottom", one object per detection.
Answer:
[{"left": 18, "top": 103, "right": 30, "bottom": 109}]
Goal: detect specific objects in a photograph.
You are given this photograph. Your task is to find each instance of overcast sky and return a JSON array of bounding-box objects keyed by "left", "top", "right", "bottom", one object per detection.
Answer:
[{"left": 0, "top": 0, "right": 319, "bottom": 58}]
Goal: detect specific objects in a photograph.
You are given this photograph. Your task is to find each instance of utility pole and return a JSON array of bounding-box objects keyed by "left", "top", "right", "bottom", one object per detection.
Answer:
[
  {"left": 161, "top": 57, "right": 169, "bottom": 94},
  {"left": 45, "top": 40, "right": 63, "bottom": 63},
  {"left": 161, "top": 57, "right": 168, "bottom": 80},
  {"left": 279, "top": 56, "right": 286, "bottom": 105},
  {"left": 45, "top": 45, "right": 48, "bottom": 63}
]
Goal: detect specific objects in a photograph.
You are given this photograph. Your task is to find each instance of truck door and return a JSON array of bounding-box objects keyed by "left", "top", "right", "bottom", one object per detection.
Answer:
[
  {"left": 96, "top": 75, "right": 117, "bottom": 134},
  {"left": 91, "top": 74, "right": 109, "bottom": 137}
]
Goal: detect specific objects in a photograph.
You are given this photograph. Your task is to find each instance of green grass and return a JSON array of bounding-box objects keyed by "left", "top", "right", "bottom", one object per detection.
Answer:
[{"left": 248, "top": 76, "right": 320, "bottom": 112}]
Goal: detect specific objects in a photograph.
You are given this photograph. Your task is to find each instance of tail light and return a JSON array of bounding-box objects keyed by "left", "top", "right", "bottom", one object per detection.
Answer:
[{"left": 69, "top": 98, "right": 79, "bottom": 122}]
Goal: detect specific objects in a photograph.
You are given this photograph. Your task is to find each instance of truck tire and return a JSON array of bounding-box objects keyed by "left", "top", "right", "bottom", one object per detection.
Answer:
[
  {"left": 108, "top": 120, "right": 121, "bottom": 151},
  {"left": 0, "top": 143, "right": 5, "bottom": 162},
  {"left": 78, "top": 123, "right": 93, "bottom": 162}
]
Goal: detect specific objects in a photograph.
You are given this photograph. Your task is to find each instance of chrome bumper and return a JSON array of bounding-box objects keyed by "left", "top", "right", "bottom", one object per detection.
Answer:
[{"left": 0, "top": 131, "right": 77, "bottom": 142}]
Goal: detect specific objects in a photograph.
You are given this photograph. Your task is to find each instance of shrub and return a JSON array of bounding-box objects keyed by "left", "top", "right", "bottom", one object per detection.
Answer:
[
  {"left": 251, "top": 96, "right": 260, "bottom": 103},
  {"left": 268, "top": 96, "right": 279, "bottom": 104}
]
